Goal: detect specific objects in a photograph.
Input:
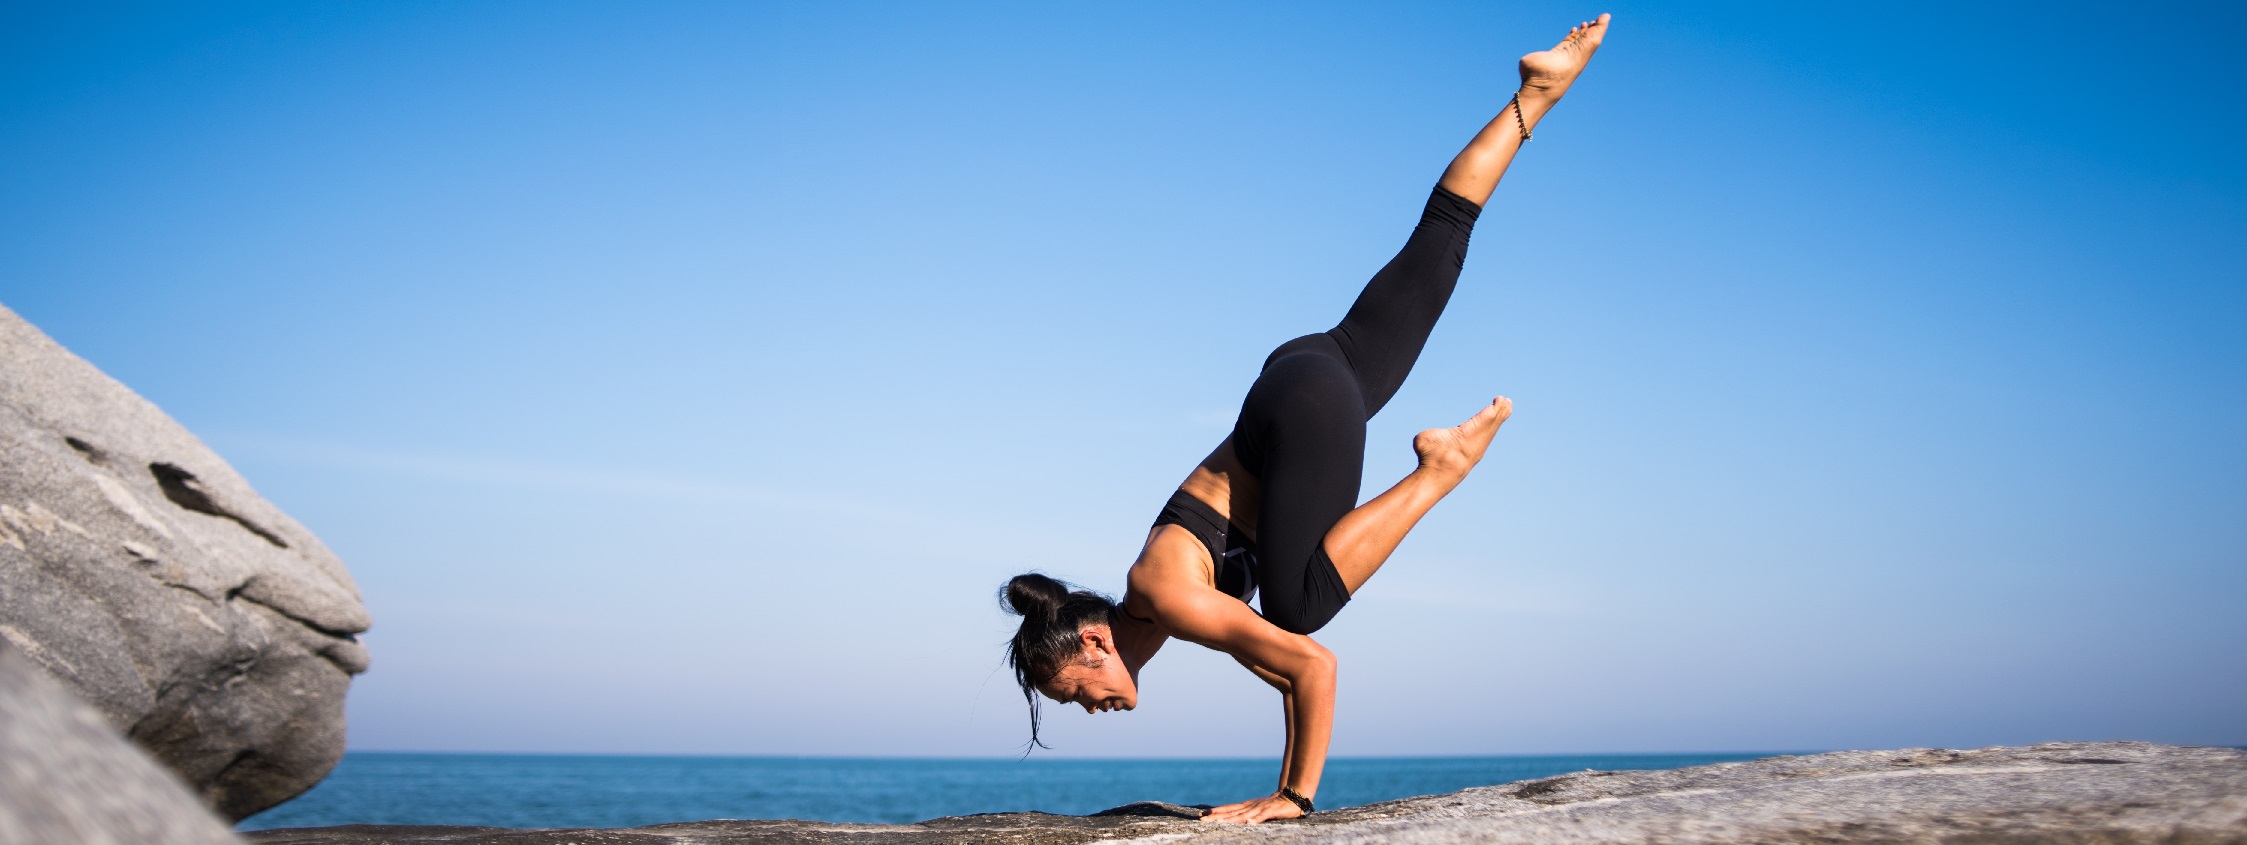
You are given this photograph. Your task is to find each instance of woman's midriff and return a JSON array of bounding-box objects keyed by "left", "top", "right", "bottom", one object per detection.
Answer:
[{"left": 1178, "top": 436, "right": 1261, "bottom": 542}]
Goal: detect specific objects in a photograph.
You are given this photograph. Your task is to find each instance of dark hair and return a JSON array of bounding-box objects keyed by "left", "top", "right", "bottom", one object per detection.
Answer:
[{"left": 999, "top": 572, "right": 1117, "bottom": 750}]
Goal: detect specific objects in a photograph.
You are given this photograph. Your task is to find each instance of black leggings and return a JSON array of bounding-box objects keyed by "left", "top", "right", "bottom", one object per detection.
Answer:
[{"left": 1231, "top": 185, "right": 1482, "bottom": 635}]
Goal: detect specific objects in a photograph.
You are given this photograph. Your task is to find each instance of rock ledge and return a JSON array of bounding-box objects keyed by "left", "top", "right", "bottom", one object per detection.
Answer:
[{"left": 245, "top": 741, "right": 2246, "bottom": 844}]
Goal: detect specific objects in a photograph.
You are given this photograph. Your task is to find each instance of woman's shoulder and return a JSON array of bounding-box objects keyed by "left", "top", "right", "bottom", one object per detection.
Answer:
[
  {"left": 1129, "top": 523, "right": 1219, "bottom": 603},
  {"left": 1133, "top": 520, "right": 1212, "bottom": 575}
]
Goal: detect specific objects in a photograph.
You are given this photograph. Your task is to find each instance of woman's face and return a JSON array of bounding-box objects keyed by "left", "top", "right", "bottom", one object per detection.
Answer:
[{"left": 1038, "top": 627, "right": 1138, "bottom": 713}]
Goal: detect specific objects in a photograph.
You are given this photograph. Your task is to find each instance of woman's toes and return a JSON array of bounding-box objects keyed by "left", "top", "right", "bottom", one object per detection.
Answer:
[{"left": 1483, "top": 397, "right": 1513, "bottom": 425}]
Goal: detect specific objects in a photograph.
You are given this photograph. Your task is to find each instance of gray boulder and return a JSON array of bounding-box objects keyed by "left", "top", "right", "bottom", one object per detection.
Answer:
[
  {"left": 0, "top": 302, "right": 370, "bottom": 820},
  {"left": 0, "top": 636, "right": 245, "bottom": 845},
  {"left": 243, "top": 741, "right": 2246, "bottom": 844}
]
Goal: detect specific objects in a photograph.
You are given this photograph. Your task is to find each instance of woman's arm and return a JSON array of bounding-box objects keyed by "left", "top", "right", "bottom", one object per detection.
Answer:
[
  {"left": 1158, "top": 588, "right": 1336, "bottom": 823},
  {"left": 1231, "top": 657, "right": 1299, "bottom": 790}
]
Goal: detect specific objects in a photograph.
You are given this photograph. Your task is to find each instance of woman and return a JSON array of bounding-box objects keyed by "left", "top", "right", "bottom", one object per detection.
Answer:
[{"left": 1000, "top": 15, "right": 1610, "bottom": 824}]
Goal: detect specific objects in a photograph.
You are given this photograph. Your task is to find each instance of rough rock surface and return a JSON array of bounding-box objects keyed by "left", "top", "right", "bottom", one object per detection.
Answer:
[
  {"left": 0, "top": 303, "right": 371, "bottom": 820},
  {"left": 0, "top": 637, "right": 246, "bottom": 844},
  {"left": 245, "top": 741, "right": 2245, "bottom": 844}
]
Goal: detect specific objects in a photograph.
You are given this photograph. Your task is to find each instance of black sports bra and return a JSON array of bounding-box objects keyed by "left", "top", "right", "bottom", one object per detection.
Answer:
[{"left": 1151, "top": 489, "right": 1259, "bottom": 605}]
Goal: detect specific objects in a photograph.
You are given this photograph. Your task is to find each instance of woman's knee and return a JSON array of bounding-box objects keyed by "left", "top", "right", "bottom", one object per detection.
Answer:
[
  {"left": 1259, "top": 548, "right": 1351, "bottom": 635},
  {"left": 1261, "top": 598, "right": 1342, "bottom": 636}
]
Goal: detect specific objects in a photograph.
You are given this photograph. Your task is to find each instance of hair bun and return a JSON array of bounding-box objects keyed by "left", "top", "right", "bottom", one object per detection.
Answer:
[{"left": 1002, "top": 573, "right": 1068, "bottom": 619}]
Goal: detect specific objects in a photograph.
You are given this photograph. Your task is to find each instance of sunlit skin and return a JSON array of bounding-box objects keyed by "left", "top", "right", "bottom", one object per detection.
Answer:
[{"left": 1034, "top": 16, "right": 1611, "bottom": 825}]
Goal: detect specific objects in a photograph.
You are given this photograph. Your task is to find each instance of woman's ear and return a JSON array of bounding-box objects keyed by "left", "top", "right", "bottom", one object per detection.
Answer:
[{"left": 1080, "top": 625, "right": 1116, "bottom": 657}]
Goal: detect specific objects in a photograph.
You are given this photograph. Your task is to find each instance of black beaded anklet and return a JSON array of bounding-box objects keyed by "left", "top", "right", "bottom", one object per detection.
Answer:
[
  {"left": 1280, "top": 786, "right": 1316, "bottom": 816},
  {"left": 1509, "top": 93, "right": 1533, "bottom": 142}
]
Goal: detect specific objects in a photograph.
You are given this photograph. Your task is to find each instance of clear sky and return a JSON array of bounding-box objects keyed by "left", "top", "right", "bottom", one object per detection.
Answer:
[{"left": 3, "top": 1, "right": 2241, "bottom": 758}]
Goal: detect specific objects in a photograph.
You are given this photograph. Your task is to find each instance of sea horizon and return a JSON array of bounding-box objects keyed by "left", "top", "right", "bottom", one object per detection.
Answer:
[
  {"left": 240, "top": 750, "right": 1803, "bottom": 831},
  {"left": 312, "top": 747, "right": 1811, "bottom": 761}
]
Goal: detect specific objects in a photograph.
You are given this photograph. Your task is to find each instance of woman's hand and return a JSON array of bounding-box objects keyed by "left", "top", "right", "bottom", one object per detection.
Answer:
[{"left": 1200, "top": 792, "right": 1306, "bottom": 824}]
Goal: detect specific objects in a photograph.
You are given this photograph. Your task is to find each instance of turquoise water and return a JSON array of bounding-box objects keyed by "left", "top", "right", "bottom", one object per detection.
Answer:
[{"left": 240, "top": 751, "right": 1783, "bottom": 831}]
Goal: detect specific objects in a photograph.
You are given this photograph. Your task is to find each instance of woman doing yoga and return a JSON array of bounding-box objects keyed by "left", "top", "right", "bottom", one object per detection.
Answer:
[{"left": 1000, "top": 15, "right": 1610, "bottom": 824}]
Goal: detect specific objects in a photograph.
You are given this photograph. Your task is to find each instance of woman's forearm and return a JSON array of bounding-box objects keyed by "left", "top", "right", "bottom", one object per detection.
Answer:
[
  {"left": 1282, "top": 651, "right": 1337, "bottom": 799},
  {"left": 1277, "top": 691, "right": 1297, "bottom": 788}
]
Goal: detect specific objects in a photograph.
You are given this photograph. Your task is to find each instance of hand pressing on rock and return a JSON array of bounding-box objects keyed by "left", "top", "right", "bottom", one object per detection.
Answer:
[{"left": 1200, "top": 791, "right": 1307, "bottom": 824}]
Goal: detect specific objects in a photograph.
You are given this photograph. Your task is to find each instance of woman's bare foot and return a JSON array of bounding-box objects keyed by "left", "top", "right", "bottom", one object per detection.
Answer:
[
  {"left": 1413, "top": 397, "right": 1512, "bottom": 478},
  {"left": 1518, "top": 13, "right": 1610, "bottom": 103}
]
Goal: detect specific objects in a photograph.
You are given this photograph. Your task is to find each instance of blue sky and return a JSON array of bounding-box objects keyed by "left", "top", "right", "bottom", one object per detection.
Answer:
[{"left": 3, "top": 1, "right": 2241, "bottom": 757}]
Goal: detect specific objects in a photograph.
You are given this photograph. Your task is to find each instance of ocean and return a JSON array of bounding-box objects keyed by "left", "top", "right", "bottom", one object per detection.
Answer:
[{"left": 238, "top": 751, "right": 1783, "bottom": 832}]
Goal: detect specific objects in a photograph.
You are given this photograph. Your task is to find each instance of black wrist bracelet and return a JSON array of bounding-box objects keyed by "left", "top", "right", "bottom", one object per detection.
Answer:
[{"left": 1279, "top": 786, "right": 1316, "bottom": 815}]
